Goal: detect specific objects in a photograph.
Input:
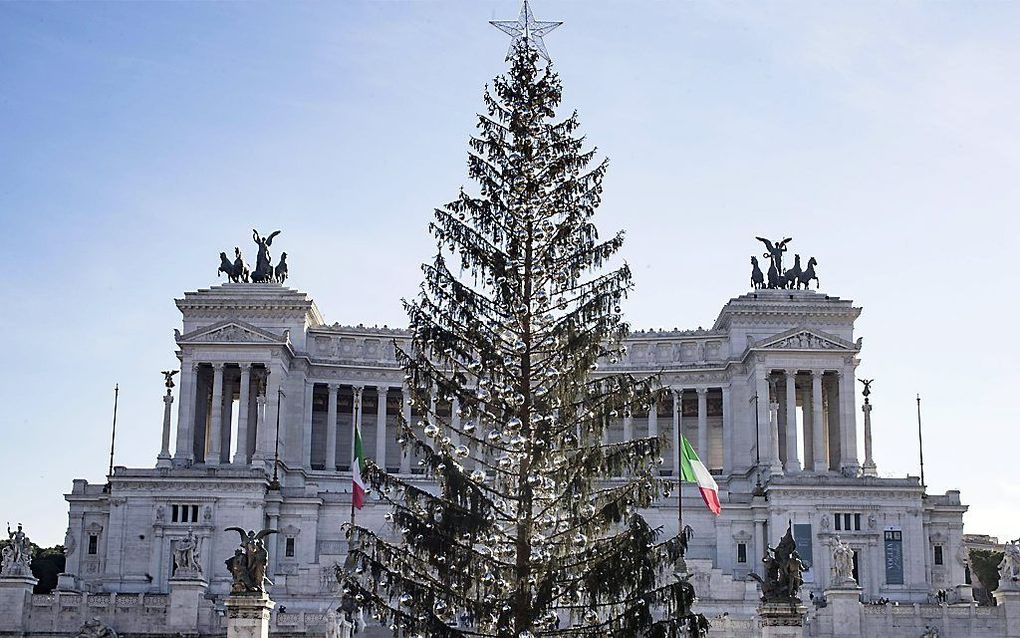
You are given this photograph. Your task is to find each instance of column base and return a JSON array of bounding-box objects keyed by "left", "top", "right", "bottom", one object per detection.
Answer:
[
  {"left": 825, "top": 586, "right": 862, "bottom": 638},
  {"left": 758, "top": 601, "right": 806, "bottom": 638},
  {"left": 784, "top": 461, "right": 802, "bottom": 473},
  {"left": 839, "top": 463, "right": 860, "bottom": 477},
  {"left": 225, "top": 593, "right": 275, "bottom": 638},
  {"left": 156, "top": 454, "right": 173, "bottom": 469},
  {"left": 861, "top": 460, "right": 878, "bottom": 477},
  {"left": 168, "top": 577, "right": 209, "bottom": 630},
  {"left": 0, "top": 575, "right": 38, "bottom": 632}
]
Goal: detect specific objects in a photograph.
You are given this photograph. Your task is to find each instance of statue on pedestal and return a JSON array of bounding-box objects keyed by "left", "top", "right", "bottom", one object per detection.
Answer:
[
  {"left": 76, "top": 617, "right": 118, "bottom": 638},
  {"left": 750, "top": 523, "right": 807, "bottom": 602},
  {"left": 171, "top": 529, "right": 203, "bottom": 579},
  {"left": 998, "top": 539, "right": 1020, "bottom": 589},
  {"left": 1, "top": 522, "right": 33, "bottom": 577},
  {"left": 224, "top": 527, "right": 277, "bottom": 594},
  {"left": 750, "top": 236, "right": 820, "bottom": 290},
  {"left": 830, "top": 536, "right": 857, "bottom": 587}
]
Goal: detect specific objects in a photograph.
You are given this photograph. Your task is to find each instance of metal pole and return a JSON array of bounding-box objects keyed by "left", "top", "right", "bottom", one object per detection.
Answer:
[
  {"left": 916, "top": 394, "right": 926, "bottom": 493},
  {"left": 269, "top": 387, "right": 284, "bottom": 490},
  {"left": 107, "top": 384, "right": 119, "bottom": 479}
]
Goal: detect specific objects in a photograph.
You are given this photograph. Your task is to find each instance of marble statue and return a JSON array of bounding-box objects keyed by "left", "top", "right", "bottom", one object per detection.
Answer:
[
  {"left": 224, "top": 527, "right": 277, "bottom": 594},
  {"left": 1, "top": 522, "right": 32, "bottom": 576},
  {"left": 171, "top": 528, "right": 203, "bottom": 578},
  {"left": 831, "top": 536, "right": 857, "bottom": 586},
  {"left": 750, "top": 523, "right": 807, "bottom": 602},
  {"left": 77, "top": 617, "right": 118, "bottom": 638},
  {"left": 998, "top": 539, "right": 1020, "bottom": 589}
]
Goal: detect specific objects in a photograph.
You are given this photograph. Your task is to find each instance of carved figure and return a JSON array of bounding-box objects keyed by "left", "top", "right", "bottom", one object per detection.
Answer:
[
  {"left": 251, "top": 229, "right": 281, "bottom": 283},
  {"left": 233, "top": 247, "right": 250, "bottom": 283},
  {"left": 161, "top": 370, "right": 178, "bottom": 390},
  {"left": 172, "top": 529, "right": 203, "bottom": 578},
  {"left": 858, "top": 378, "right": 873, "bottom": 403},
  {"left": 224, "top": 527, "right": 277, "bottom": 594},
  {"left": 77, "top": 618, "right": 117, "bottom": 638},
  {"left": 748, "top": 523, "right": 806, "bottom": 602},
  {"left": 756, "top": 236, "right": 793, "bottom": 278},
  {"left": 999, "top": 540, "right": 1020, "bottom": 587},
  {"left": 1, "top": 522, "right": 32, "bottom": 576},
  {"left": 831, "top": 536, "right": 856, "bottom": 586},
  {"left": 750, "top": 256, "right": 764, "bottom": 290},
  {"left": 274, "top": 252, "right": 289, "bottom": 283},
  {"left": 797, "top": 257, "right": 819, "bottom": 290}
]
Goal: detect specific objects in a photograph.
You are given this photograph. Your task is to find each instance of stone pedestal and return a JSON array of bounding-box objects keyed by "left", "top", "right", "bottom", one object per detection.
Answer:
[
  {"left": 954, "top": 583, "right": 973, "bottom": 603},
  {"left": 825, "top": 587, "right": 862, "bottom": 638},
  {"left": 56, "top": 572, "right": 78, "bottom": 591},
  {"left": 758, "top": 601, "right": 807, "bottom": 638},
  {"left": 225, "top": 593, "right": 275, "bottom": 638},
  {"left": 0, "top": 575, "right": 38, "bottom": 632},
  {"left": 168, "top": 577, "right": 208, "bottom": 630},
  {"left": 993, "top": 589, "right": 1020, "bottom": 638}
]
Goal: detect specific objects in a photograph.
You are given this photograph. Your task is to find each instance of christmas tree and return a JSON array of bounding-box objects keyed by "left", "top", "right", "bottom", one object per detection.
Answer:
[{"left": 342, "top": 10, "right": 707, "bottom": 638}]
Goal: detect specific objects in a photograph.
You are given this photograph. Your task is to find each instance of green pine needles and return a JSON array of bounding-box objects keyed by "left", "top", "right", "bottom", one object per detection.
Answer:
[{"left": 342, "top": 43, "right": 708, "bottom": 638}]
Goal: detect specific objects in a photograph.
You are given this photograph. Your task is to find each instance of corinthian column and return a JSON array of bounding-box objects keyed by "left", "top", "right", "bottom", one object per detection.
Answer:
[
  {"left": 174, "top": 361, "right": 198, "bottom": 464},
  {"left": 696, "top": 387, "right": 709, "bottom": 462},
  {"left": 377, "top": 387, "right": 389, "bottom": 465},
  {"left": 862, "top": 398, "right": 877, "bottom": 477},
  {"left": 811, "top": 370, "right": 826, "bottom": 473},
  {"left": 233, "top": 364, "right": 251, "bottom": 464},
  {"left": 325, "top": 384, "right": 339, "bottom": 471},
  {"left": 784, "top": 370, "right": 801, "bottom": 473},
  {"left": 207, "top": 363, "right": 224, "bottom": 465},
  {"left": 838, "top": 370, "right": 860, "bottom": 475},
  {"left": 157, "top": 384, "right": 174, "bottom": 468}
]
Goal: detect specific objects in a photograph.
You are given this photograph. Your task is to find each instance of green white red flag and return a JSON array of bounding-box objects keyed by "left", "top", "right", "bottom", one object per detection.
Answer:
[
  {"left": 680, "top": 433, "right": 721, "bottom": 515},
  {"left": 352, "top": 421, "right": 367, "bottom": 509}
]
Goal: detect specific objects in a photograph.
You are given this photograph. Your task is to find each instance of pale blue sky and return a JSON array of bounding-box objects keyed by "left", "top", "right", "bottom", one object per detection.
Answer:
[{"left": 1, "top": 1, "right": 1018, "bottom": 546}]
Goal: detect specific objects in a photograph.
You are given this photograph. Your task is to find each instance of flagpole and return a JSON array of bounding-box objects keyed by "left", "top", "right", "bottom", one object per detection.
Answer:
[
  {"left": 107, "top": 383, "right": 119, "bottom": 481},
  {"left": 350, "top": 386, "right": 363, "bottom": 532},
  {"left": 916, "top": 393, "right": 926, "bottom": 494}
]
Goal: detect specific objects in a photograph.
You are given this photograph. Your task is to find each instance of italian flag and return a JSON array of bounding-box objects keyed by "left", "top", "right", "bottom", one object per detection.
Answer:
[
  {"left": 680, "top": 434, "right": 721, "bottom": 515},
  {"left": 352, "top": 422, "right": 367, "bottom": 509}
]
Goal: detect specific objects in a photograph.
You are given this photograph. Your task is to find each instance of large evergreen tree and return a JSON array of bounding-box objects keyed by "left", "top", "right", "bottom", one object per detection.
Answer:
[{"left": 343, "top": 39, "right": 707, "bottom": 638}]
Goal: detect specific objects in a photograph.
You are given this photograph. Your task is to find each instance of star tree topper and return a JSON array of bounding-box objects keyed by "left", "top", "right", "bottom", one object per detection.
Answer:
[{"left": 490, "top": 0, "right": 562, "bottom": 62}]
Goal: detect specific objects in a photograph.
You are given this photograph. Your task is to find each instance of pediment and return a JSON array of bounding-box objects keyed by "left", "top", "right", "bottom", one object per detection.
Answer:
[
  {"left": 176, "top": 321, "right": 285, "bottom": 345},
  {"left": 757, "top": 328, "right": 857, "bottom": 352}
]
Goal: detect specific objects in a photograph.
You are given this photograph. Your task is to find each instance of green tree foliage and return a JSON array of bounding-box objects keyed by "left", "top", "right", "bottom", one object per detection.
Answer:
[
  {"left": 969, "top": 549, "right": 1003, "bottom": 605},
  {"left": 342, "top": 42, "right": 706, "bottom": 638}
]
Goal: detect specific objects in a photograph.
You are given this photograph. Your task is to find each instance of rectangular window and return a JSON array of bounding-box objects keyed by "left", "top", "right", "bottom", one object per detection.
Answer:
[
  {"left": 844, "top": 513, "right": 852, "bottom": 532},
  {"left": 852, "top": 549, "right": 861, "bottom": 585},
  {"left": 285, "top": 537, "right": 296, "bottom": 558},
  {"left": 170, "top": 503, "right": 200, "bottom": 524},
  {"left": 834, "top": 514, "right": 842, "bottom": 531},
  {"left": 854, "top": 513, "right": 862, "bottom": 531},
  {"left": 934, "top": 545, "right": 944, "bottom": 566},
  {"left": 88, "top": 534, "right": 98, "bottom": 555},
  {"left": 191, "top": 505, "right": 199, "bottom": 522},
  {"left": 171, "top": 505, "right": 179, "bottom": 523},
  {"left": 737, "top": 543, "right": 747, "bottom": 564}
]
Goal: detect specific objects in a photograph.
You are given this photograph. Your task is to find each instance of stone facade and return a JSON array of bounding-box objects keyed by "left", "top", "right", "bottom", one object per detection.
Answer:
[{"left": 26, "top": 282, "right": 992, "bottom": 637}]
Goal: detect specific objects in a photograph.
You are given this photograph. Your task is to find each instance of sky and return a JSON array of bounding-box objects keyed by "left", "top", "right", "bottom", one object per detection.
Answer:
[{"left": 1, "top": 1, "right": 1018, "bottom": 547}]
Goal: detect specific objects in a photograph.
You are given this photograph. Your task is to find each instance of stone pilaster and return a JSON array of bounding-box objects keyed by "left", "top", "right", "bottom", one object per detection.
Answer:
[
  {"left": 696, "top": 387, "right": 709, "bottom": 461},
  {"left": 225, "top": 593, "right": 276, "bottom": 638},
  {"left": 302, "top": 381, "right": 314, "bottom": 469},
  {"left": 721, "top": 386, "right": 733, "bottom": 474},
  {"left": 768, "top": 381, "right": 782, "bottom": 475},
  {"left": 838, "top": 370, "right": 860, "bottom": 475},
  {"left": 174, "top": 360, "right": 199, "bottom": 464},
  {"left": 994, "top": 589, "right": 1020, "bottom": 638},
  {"left": 325, "top": 384, "right": 339, "bottom": 471},
  {"left": 622, "top": 406, "right": 633, "bottom": 441}
]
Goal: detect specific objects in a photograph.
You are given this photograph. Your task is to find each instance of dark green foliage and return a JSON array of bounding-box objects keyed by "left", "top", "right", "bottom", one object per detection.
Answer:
[{"left": 970, "top": 549, "right": 1003, "bottom": 605}]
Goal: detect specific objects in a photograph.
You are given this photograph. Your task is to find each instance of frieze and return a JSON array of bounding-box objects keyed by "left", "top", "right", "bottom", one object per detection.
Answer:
[
  {"left": 759, "top": 329, "right": 856, "bottom": 352},
  {"left": 115, "top": 480, "right": 265, "bottom": 493},
  {"left": 178, "top": 321, "right": 285, "bottom": 345}
]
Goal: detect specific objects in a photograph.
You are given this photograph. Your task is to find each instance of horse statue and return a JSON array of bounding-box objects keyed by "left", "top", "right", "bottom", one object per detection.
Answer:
[
  {"left": 217, "top": 249, "right": 249, "bottom": 283},
  {"left": 783, "top": 254, "right": 803, "bottom": 289},
  {"left": 796, "top": 257, "right": 819, "bottom": 290},
  {"left": 232, "top": 247, "right": 250, "bottom": 283},
  {"left": 767, "top": 261, "right": 782, "bottom": 289},
  {"left": 274, "top": 252, "right": 289, "bottom": 284},
  {"left": 750, "top": 256, "right": 764, "bottom": 290}
]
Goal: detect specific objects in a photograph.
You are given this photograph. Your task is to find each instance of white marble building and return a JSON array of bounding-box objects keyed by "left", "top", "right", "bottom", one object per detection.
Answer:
[{"left": 57, "top": 280, "right": 972, "bottom": 628}]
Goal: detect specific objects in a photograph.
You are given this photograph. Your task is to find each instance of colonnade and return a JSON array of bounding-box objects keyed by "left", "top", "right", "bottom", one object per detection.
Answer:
[{"left": 755, "top": 367, "right": 861, "bottom": 476}]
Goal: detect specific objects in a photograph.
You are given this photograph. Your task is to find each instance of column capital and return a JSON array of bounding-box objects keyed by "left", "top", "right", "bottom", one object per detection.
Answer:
[
  {"left": 212, "top": 362, "right": 225, "bottom": 371},
  {"left": 810, "top": 369, "right": 826, "bottom": 379},
  {"left": 376, "top": 385, "right": 390, "bottom": 394},
  {"left": 696, "top": 386, "right": 708, "bottom": 396},
  {"left": 784, "top": 368, "right": 799, "bottom": 376},
  {"left": 239, "top": 362, "right": 253, "bottom": 372},
  {"left": 670, "top": 387, "right": 682, "bottom": 398},
  {"left": 328, "top": 383, "right": 340, "bottom": 393},
  {"left": 192, "top": 361, "right": 202, "bottom": 372}
]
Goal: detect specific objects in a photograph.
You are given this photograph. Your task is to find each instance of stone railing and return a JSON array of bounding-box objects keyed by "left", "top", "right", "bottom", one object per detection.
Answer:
[{"left": 24, "top": 592, "right": 169, "bottom": 634}]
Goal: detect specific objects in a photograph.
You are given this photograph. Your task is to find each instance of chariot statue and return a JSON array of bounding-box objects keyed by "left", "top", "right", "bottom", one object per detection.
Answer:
[
  {"left": 224, "top": 527, "right": 277, "bottom": 594},
  {"left": 750, "top": 236, "right": 820, "bottom": 290},
  {"left": 251, "top": 229, "right": 281, "bottom": 283}
]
